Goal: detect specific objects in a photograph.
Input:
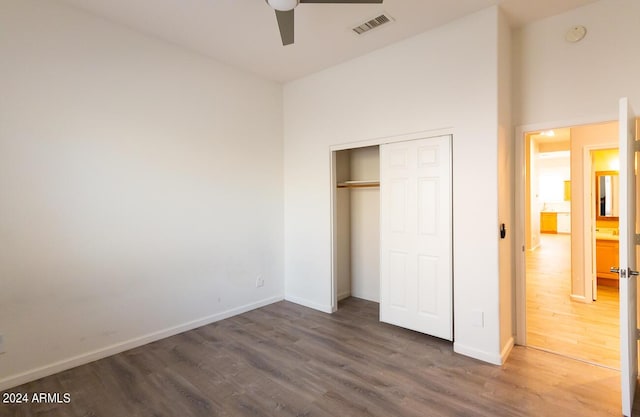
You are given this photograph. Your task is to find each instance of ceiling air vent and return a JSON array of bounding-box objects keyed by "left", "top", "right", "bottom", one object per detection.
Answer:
[{"left": 352, "top": 13, "right": 393, "bottom": 35}]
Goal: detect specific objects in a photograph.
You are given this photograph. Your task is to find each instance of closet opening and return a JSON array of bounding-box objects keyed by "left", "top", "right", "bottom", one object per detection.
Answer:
[
  {"left": 330, "top": 133, "right": 453, "bottom": 342},
  {"left": 332, "top": 145, "right": 381, "bottom": 310}
]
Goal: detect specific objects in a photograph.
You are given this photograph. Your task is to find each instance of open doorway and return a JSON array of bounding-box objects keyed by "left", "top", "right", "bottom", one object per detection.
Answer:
[
  {"left": 332, "top": 145, "right": 381, "bottom": 310},
  {"left": 521, "top": 121, "right": 620, "bottom": 369}
]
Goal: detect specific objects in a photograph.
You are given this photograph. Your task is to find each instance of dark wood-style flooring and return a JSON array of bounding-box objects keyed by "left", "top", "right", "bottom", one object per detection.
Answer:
[{"left": 1, "top": 297, "right": 637, "bottom": 416}]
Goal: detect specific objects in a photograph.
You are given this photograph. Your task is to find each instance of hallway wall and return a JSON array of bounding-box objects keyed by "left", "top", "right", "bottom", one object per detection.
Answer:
[{"left": 569, "top": 122, "right": 618, "bottom": 300}]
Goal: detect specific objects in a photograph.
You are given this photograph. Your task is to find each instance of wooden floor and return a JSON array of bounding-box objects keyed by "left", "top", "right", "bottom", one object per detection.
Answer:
[
  {"left": 526, "top": 233, "right": 620, "bottom": 369},
  {"left": 1, "top": 297, "right": 636, "bottom": 417}
]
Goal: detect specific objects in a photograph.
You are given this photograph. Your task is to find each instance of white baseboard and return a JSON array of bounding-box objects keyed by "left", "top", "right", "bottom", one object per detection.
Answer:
[
  {"left": 0, "top": 295, "right": 283, "bottom": 392},
  {"left": 350, "top": 293, "right": 380, "bottom": 303},
  {"left": 454, "top": 342, "right": 503, "bottom": 366},
  {"left": 500, "top": 336, "right": 514, "bottom": 364},
  {"left": 284, "top": 295, "right": 332, "bottom": 314},
  {"left": 570, "top": 294, "right": 590, "bottom": 303}
]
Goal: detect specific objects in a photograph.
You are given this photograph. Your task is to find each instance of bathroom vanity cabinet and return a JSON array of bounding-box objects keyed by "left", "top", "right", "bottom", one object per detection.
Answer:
[{"left": 596, "top": 239, "right": 619, "bottom": 281}]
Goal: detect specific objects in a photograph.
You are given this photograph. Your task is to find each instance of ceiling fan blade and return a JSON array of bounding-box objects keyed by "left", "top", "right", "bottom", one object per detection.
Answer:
[
  {"left": 275, "top": 9, "right": 294, "bottom": 46},
  {"left": 300, "top": 0, "right": 383, "bottom": 3}
]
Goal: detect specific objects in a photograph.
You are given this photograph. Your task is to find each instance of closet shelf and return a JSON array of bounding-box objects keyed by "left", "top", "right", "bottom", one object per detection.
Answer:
[{"left": 337, "top": 180, "right": 380, "bottom": 188}]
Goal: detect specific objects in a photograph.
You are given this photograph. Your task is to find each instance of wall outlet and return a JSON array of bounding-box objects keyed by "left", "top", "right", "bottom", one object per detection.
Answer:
[
  {"left": 0, "top": 334, "right": 5, "bottom": 354},
  {"left": 472, "top": 311, "right": 484, "bottom": 328},
  {"left": 256, "top": 275, "right": 264, "bottom": 288}
]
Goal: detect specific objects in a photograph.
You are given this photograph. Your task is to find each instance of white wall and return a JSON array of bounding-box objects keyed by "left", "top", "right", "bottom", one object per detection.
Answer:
[
  {"left": 513, "top": 0, "right": 640, "bottom": 126},
  {"left": 335, "top": 151, "right": 351, "bottom": 300},
  {"left": 537, "top": 156, "right": 571, "bottom": 206},
  {"left": 284, "top": 7, "right": 506, "bottom": 363},
  {"left": 349, "top": 147, "right": 379, "bottom": 302},
  {"left": 569, "top": 122, "right": 618, "bottom": 300},
  {"left": 497, "top": 8, "right": 514, "bottom": 360},
  {"left": 0, "top": 0, "right": 283, "bottom": 389}
]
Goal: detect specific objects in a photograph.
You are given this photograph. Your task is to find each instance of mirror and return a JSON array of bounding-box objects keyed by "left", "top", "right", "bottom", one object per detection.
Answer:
[{"left": 596, "top": 170, "right": 619, "bottom": 219}]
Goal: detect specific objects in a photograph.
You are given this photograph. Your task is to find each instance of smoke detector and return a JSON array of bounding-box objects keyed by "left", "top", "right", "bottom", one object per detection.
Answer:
[{"left": 565, "top": 25, "right": 587, "bottom": 43}]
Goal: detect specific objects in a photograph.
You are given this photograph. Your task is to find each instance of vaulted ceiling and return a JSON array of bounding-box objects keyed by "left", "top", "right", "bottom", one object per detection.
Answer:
[{"left": 57, "top": 0, "right": 600, "bottom": 82}]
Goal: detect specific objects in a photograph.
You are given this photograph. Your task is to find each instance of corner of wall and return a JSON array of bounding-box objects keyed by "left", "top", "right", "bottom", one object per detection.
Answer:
[
  {"left": 284, "top": 295, "right": 333, "bottom": 314},
  {"left": 454, "top": 341, "right": 504, "bottom": 366}
]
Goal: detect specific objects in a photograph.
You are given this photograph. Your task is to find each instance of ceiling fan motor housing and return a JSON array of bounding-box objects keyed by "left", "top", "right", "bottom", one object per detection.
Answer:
[{"left": 267, "top": 0, "right": 299, "bottom": 12}]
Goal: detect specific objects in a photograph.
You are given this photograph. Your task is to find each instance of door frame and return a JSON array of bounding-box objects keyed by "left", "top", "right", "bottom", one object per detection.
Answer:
[
  {"left": 329, "top": 128, "right": 453, "bottom": 312},
  {"left": 515, "top": 115, "right": 616, "bottom": 345}
]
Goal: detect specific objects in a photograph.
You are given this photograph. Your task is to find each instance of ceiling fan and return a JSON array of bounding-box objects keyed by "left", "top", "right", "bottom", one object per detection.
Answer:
[{"left": 265, "top": 0, "right": 383, "bottom": 46}]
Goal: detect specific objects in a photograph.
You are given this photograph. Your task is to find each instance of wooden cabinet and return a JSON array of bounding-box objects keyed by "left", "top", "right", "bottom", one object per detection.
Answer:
[
  {"left": 540, "top": 212, "right": 557, "bottom": 234},
  {"left": 596, "top": 239, "right": 619, "bottom": 280},
  {"left": 540, "top": 212, "right": 570, "bottom": 234}
]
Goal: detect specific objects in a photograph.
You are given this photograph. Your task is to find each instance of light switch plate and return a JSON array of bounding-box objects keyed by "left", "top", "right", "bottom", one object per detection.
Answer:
[{"left": 0, "top": 334, "right": 5, "bottom": 354}]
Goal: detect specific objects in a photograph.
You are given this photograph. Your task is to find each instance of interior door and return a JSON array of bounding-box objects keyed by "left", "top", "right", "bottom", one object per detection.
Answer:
[
  {"left": 619, "top": 97, "right": 638, "bottom": 417},
  {"left": 380, "top": 135, "right": 452, "bottom": 340}
]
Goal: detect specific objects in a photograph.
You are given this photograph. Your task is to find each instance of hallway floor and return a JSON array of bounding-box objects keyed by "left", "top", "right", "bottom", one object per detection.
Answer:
[{"left": 526, "top": 233, "right": 620, "bottom": 369}]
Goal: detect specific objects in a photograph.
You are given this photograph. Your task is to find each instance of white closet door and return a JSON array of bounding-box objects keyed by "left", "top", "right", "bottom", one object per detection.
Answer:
[{"left": 380, "top": 135, "right": 452, "bottom": 341}]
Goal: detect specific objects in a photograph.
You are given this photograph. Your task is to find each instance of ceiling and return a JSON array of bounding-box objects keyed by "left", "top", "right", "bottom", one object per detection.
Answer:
[
  {"left": 531, "top": 128, "right": 571, "bottom": 144},
  {"left": 531, "top": 128, "right": 571, "bottom": 154},
  {"left": 56, "top": 0, "right": 599, "bottom": 83}
]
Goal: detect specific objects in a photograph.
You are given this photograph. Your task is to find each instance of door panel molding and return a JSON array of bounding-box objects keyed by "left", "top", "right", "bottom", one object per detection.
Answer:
[{"left": 380, "top": 135, "right": 452, "bottom": 341}]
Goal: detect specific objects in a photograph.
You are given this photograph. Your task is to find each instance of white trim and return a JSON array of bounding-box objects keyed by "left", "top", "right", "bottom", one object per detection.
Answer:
[
  {"left": 330, "top": 150, "right": 338, "bottom": 312},
  {"left": 582, "top": 145, "right": 594, "bottom": 303},
  {"left": 582, "top": 143, "right": 618, "bottom": 302},
  {"left": 570, "top": 294, "right": 590, "bottom": 303},
  {"left": 285, "top": 295, "right": 333, "bottom": 314},
  {"left": 329, "top": 128, "right": 453, "bottom": 152},
  {"left": 0, "top": 295, "right": 283, "bottom": 392},
  {"left": 516, "top": 114, "right": 617, "bottom": 136},
  {"left": 514, "top": 124, "right": 527, "bottom": 346},
  {"left": 454, "top": 342, "right": 503, "bottom": 365},
  {"left": 514, "top": 113, "right": 618, "bottom": 346},
  {"left": 500, "top": 336, "right": 515, "bottom": 364}
]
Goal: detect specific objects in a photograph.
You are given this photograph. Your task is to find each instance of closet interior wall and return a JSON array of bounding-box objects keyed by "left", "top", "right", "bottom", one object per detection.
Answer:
[{"left": 335, "top": 146, "right": 380, "bottom": 304}]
